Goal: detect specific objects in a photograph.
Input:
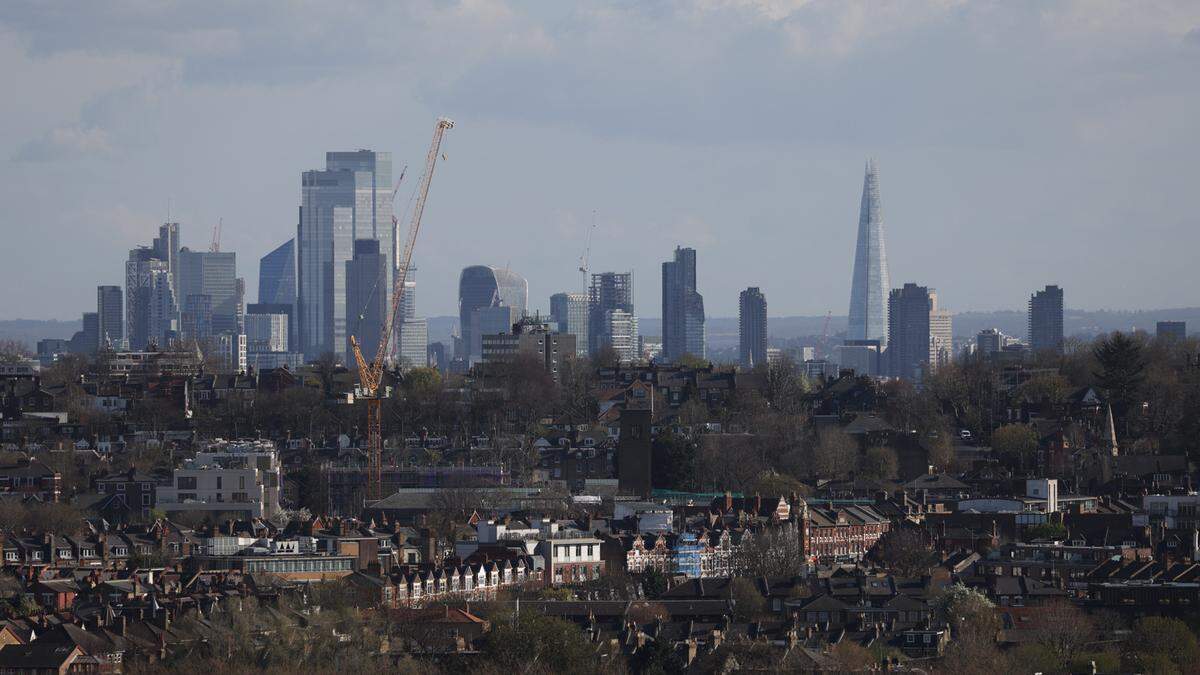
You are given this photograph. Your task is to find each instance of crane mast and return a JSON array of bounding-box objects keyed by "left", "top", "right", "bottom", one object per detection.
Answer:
[{"left": 351, "top": 117, "right": 454, "bottom": 502}]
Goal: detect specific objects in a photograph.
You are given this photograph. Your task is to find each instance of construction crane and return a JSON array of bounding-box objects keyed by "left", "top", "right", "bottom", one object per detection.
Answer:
[
  {"left": 578, "top": 210, "right": 596, "bottom": 292},
  {"left": 821, "top": 310, "right": 832, "bottom": 342},
  {"left": 350, "top": 117, "right": 454, "bottom": 502},
  {"left": 210, "top": 218, "right": 223, "bottom": 253}
]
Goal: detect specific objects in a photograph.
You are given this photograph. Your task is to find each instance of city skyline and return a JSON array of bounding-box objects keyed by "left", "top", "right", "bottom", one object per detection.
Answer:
[{"left": 2, "top": 3, "right": 1198, "bottom": 322}]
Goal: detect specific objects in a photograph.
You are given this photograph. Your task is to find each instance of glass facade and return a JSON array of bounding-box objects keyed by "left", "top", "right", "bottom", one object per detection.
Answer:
[
  {"left": 345, "top": 238, "right": 387, "bottom": 366},
  {"left": 550, "top": 292, "right": 588, "bottom": 356},
  {"left": 258, "top": 238, "right": 296, "bottom": 306},
  {"left": 96, "top": 285, "right": 123, "bottom": 349},
  {"left": 457, "top": 265, "right": 528, "bottom": 363},
  {"left": 178, "top": 250, "right": 238, "bottom": 336},
  {"left": 662, "top": 246, "right": 706, "bottom": 361},
  {"left": 739, "top": 287, "right": 767, "bottom": 368},
  {"left": 298, "top": 151, "right": 392, "bottom": 361},
  {"left": 848, "top": 159, "right": 890, "bottom": 347},
  {"left": 588, "top": 272, "right": 634, "bottom": 358}
]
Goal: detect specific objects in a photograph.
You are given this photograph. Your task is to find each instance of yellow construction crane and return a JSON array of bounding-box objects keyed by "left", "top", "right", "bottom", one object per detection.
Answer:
[{"left": 351, "top": 117, "right": 454, "bottom": 502}]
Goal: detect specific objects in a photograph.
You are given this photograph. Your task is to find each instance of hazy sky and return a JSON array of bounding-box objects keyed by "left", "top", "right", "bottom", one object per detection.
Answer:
[{"left": 2, "top": 1, "right": 1198, "bottom": 321}]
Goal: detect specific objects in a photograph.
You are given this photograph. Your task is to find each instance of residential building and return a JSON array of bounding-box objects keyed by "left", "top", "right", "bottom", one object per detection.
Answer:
[
  {"left": 398, "top": 319, "right": 428, "bottom": 370},
  {"left": 155, "top": 440, "right": 282, "bottom": 519},
  {"left": 589, "top": 272, "right": 634, "bottom": 358},
  {"left": 480, "top": 316, "right": 576, "bottom": 382},
  {"left": 457, "top": 265, "right": 528, "bottom": 364},
  {"left": 344, "top": 238, "right": 387, "bottom": 366},
  {"left": 847, "top": 159, "right": 890, "bottom": 348},
  {"left": 738, "top": 287, "right": 768, "bottom": 369},
  {"left": 599, "top": 310, "right": 639, "bottom": 363},
  {"left": 1157, "top": 321, "right": 1186, "bottom": 341},
  {"left": 1028, "top": 285, "right": 1064, "bottom": 354},
  {"left": 96, "top": 285, "right": 123, "bottom": 350},
  {"left": 215, "top": 332, "right": 247, "bottom": 374},
  {"left": 977, "top": 328, "right": 1003, "bottom": 357},
  {"left": 298, "top": 150, "right": 394, "bottom": 361},
  {"left": 0, "top": 459, "right": 62, "bottom": 502},
  {"left": 550, "top": 292, "right": 588, "bottom": 356},
  {"left": 661, "top": 246, "right": 705, "bottom": 361},
  {"left": 887, "top": 283, "right": 949, "bottom": 381}
]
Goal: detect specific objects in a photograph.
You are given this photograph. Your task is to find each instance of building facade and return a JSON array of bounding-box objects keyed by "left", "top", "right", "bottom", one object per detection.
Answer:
[
  {"left": 258, "top": 238, "right": 296, "bottom": 307},
  {"left": 550, "top": 292, "right": 588, "bottom": 356},
  {"left": 738, "top": 287, "right": 768, "bottom": 368},
  {"left": 887, "top": 283, "right": 936, "bottom": 381},
  {"left": 847, "top": 159, "right": 890, "bottom": 348},
  {"left": 1028, "top": 285, "right": 1064, "bottom": 354},
  {"left": 457, "top": 266, "right": 528, "bottom": 364},
  {"left": 96, "top": 285, "right": 123, "bottom": 350},
  {"left": 662, "top": 246, "right": 706, "bottom": 361},
  {"left": 178, "top": 249, "right": 239, "bottom": 336},
  {"left": 589, "top": 272, "right": 634, "bottom": 358},
  {"left": 344, "top": 238, "right": 387, "bottom": 366}
]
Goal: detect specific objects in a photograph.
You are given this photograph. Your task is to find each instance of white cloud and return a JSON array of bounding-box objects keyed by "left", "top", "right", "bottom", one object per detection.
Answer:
[{"left": 14, "top": 125, "right": 112, "bottom": 161}]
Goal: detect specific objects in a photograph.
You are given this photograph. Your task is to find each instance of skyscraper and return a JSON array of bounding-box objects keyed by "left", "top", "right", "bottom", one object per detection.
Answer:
[
  {"left": 125, "top": 248, "right": 172, "bottom": 350},
  {"left": 178, "top": 249, "right": 238, "bottom": 337},
  {"left": 550, "top": 292, "right": 589, "bottom": 356},
  {"left": 589, "top": 272, "right": 634, "bottom": 358},
  {"left": 297, "top": 150, "right": 393, "bottom": 360},
  {"left": 1028, "top": 285, "right": 1064, "bottom": 354},
  {"left": 457, "top": 265, "right": 528, "bottom": 363},
  {"left": 599, "top": 310, "right": 639, "bottom": 363},
  {"left": 96, "top": 285, "right": 123, "bottom": 350},
  {"left": 739, "top": 287, "right": 768, "bottom": 369},
  {"left": 345, "top": 239, "right": 387, "bottom": 366},
  {"left": 887, "top": 283, "right": 942, "bottom": 381},
  {"left": 147, "top": 267, "right": 177, "bottom": 348},
  {"left": 258, "top": 239, "right": 296, "bottom": 306},
  {"left": 847, "top": 159, "right": 890, "bottom": 348},
  {"left": 180, "top": 294, "right": 213, "bottom": 343},
  {"left": 662, "top": 246, "right": 706, "bottom": 361},
  {"left": 397, "top": 266, "right": 427, "bottom": 370},
  {"left": 153, "top": 222, "right": 181, "bottom": 295}
]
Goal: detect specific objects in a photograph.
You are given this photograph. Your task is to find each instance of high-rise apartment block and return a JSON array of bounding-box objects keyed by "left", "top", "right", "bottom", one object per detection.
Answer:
[
  {"left": 887, "top": 283, "right": 951, "bottom": 381},
  {"left": 589, "top": 272, "right": 635, "bottom": 358},
  {"left": 550, "top": 292, "right": 589, "bottom": 356},
  {"left": 1028, "top": 285, "right": 1064, "bottom": 354},
  {"left": 457, "top": 265, "right": 528, "bottom": 364},
  {"left": 738, "top": 287, "right": 767, "bottom": 368},
  {"left": 298, "top": 150, "right": 393, "bottom": 361},
  {"left": 662, "top": 246, "right": 705, "bottom": 361},
  {"left": 96, "top": 285, "right": 123, "bottom": 350},
  {"left": 847, "top": 160, "right": 890, "bottom": 348},
  {"left": 599, "top": 310, "right": 639, "bottom": 363}
]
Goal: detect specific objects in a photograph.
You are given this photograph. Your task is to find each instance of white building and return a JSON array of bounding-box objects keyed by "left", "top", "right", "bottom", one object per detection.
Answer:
[{"left": 156, "top": 439, "right": 282, "bottom": 519}]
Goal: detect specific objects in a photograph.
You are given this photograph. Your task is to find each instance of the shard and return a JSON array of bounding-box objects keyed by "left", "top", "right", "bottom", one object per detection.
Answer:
[{"left": 847, "top": 159, "right": 890, "bottom": 347}]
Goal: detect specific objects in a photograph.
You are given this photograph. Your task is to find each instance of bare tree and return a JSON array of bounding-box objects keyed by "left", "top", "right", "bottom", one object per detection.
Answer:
[{"left": 737, "top": 524, "right": 803, "bottom": 578}]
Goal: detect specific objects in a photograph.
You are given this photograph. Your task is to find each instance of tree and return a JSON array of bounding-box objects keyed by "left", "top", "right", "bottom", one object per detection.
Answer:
[
  {"left": 0, "top": 340, "right": 29, "bottom": 365},
  {"left": 1093, "top": 332, "right": 1147, "bottom": 435},
  {"left": 651, "top": 431, "right": 696, "bottom": 491},
  {"left": 861, "top": 445, "right": 899, "bottom": 480},
  {"left": 640, "top": 569, "right": 669, "bottom": 600},
  {"left": 738, "top": 525, "right": 803, "bottom": 578},
  {"left": 483, "top": 611, "right": 600, "bottom": 675},
  {"left": 873, "top": 528, "right": 935, "bottom": 577},
  {"left": 992, "top": 424, "right": 1039, "bottom": 472},
  {"left": 811, "top": 429, "right": 857, "bottom": 480},
  {"left": 1124, "top": 616, "right": 1200, "bottom": 674},
  {"left": 1027, "top": 600, "right": 1094, "bottom": 665},
  {"left": 729, "top": 578, "right": 767, "bottom": 622}
]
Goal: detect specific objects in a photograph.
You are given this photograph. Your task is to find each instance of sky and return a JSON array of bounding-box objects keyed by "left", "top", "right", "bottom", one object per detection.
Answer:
[{"left": 1, "top": 0, "right": 1198, "bottom": 321}]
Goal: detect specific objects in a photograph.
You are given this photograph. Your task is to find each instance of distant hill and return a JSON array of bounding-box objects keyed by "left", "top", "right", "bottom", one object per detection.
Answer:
[{"left": 0, "top": 319, "right": 80, "bottom": 350}]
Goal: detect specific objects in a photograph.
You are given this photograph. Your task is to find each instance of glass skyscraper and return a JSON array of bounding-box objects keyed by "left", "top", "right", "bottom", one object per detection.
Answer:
[
  {"left": 96, "top": 285, "right": 123, "bottom": 350},
  {"left": 298, "top": 150, "right": 393, "bottom": 360},
  {"left": 847, "top": 159, "right": 890, "bottom": 348},
  {"left": 739, "top": 287, "right": 767, "bottom": 368},
  {"left": 258, "top": 238, "right": 296, "bottom": 307},
  {"left": 662, "top": 246, "right": 705, "bottom": 361},
  {"left": 178, "top": 249, "right": 238, "bottom": 336},
  {"left": 345, "top": 239, "right": 387, "bottom": 366},
  {"left": 550, "top": 292, "right": 589, "bottom": 356},
  {"left": 457, "top": 265, "right": 528, "bottom": 363}
]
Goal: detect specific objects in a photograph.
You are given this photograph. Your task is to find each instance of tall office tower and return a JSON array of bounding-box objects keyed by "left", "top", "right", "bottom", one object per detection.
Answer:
[
  {"left": 550, "top": 292, "right": 589, "bottom": 356},
  {"left": 235, "top": 277, "right": 245, "bottom": 331},
  {"left": 598, "top": 309, "right": 639, "bottom": 363},
  {"left": 345, "top": 239, "right": 387, "bottom": 366},
  {"left": 738, "top": 287, "right": 768, "bottom": 368},
  {"left": 395, "top": 265, "right": 427, "bottom": 369},
  {"left": 180, "top": 294, "right": 213, "bottom": 343},
  {"left": 258, "top": 239, "right": 296, "bottom": 306},
  {"left": 930, "top": 301, "right": 954, "bottom": 369},
  {"left": 297, "top": 150, "right": 393, "bottom": 360},
  {"left": 1028, "top": 285, "right": 1064, "bottom": 354},
  {"left": 78, "top": 313, "right": 100, "bottom": 355},
  {"left": 847, "top": 159, "right": 891, "bottom": 348},
  {"left": 96, "top": 285, "right": 123, "bottom": 350},
  {"left": 457, "top": 265, "right": 528, "bottom": 363},
  {"left": 887, "top": 283, "right": 937, "bottom": 381},
  {"left": 153, "top": 222, "right": 181, "bottom": 294},
  {"left": 178, "top": 249, "right": 238, "bottom": 335},
  {"left": 661, "top": 246, "right": 706, "bottom": 361},
  {"left": 976, "top": 328, "right": 1003, "bottom": 356},
  {"left": 588, "top": 271, "right": 634, "bottom": 357},
  {"left": 125, "top": 249, "right": 172, "bottom": 350},
  {"left": 147, "top": 268, "right": 178, "bottom": 348}
]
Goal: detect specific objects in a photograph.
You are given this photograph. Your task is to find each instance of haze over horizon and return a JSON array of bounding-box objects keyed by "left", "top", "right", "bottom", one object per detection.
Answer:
[{"left": 2, "top": 1, "right": 1198, "bottom": 321}]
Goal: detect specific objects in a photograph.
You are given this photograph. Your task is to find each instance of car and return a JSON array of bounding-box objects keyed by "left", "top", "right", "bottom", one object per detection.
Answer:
[{"left": 959, "top": 429, "right": 973, "bottom": 440}]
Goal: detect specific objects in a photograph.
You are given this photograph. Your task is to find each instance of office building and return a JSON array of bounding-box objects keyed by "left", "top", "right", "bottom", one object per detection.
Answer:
[
  {"left": 589, "top": 272, "right": 634, "bottom": 357},
  {"left": 1157, "top": 321, "right": 1186, "bottom": 341},
  {"left": 397, "top": 318, "right": 428, "bottom": 370},
  {"left": 480, "top": 316, "right": 576, "bottom": 382},
  {"left": 180, "top": 294, "right": 213, "bottom": 344},
  {"left": 298, "top": 150, "right": 393, "bottom": 360},
  {"left": 847, "top": 159, "right": 890, "bottom": 348},
  {"left": 344, "top": 239, "right": 387, "bottom": 366},
  {"left": 96, "top": 285, "right": 123, "bottom": 350},
  {"left": 887, "top": 283, "right": 946, "bottom": 381},
  {"left": 147, "top": 267, "right": 178, "bottom": 348},
  {"left": 598, "top": 310, "right": 639, "bottom": 363},
  {"left": 258, "top": 239, "right": 296, "bottom": 307},
  {"left": 178, "top": 249, "right": 239, "bottom": 336},
  {"left": 738, "top": 287, "right": 768, "bottom": 369},
  {"left": 245, "top": 313, "right": 289, "bottom": 353},
  {"left": 125, "top": 249, "right": 170, "bottom": 350},
  {"left": 457, "top": 265, "right": 528, "bottom": 363},
  {"left": 428, "top": 342, "right": 448, "bottom": 373},
  {"left": 837, "top": 339, "right": 881, "bottom": 377},
  {"left": 74, "top": 313, "right": 100, "bottom": 355},
  {"left": 661, "top": 246, "right": 706, "bottom": 361},
  {"left": 930, "top": 306, "right": 953, "bottom": 369},
  {"left": 976, "top": 328, "right": 1003, "bottom": 357},
  {"left": 550, "top": 292, "right": 589, "bottom": 356},
  {"left": 1028, "top": 285, "right": 1064, "bottom": 354},
  {"left": 153, "top": 222, "right": 181, "bottom": 294}
]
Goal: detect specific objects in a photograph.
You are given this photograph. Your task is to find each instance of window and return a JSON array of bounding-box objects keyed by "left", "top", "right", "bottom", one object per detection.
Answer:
[
  {"left": 216, "top": 477, "right": 223, "bottom": 490},
  {"left": 142, "top": 494, "right": 151, "bottom": 506},
  {"left": 177, "top": 477, "right": 197, "bottom": 490}
]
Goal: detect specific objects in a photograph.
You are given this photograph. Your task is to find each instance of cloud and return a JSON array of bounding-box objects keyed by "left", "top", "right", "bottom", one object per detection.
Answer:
[{"left": 14, "top": 125, "right": 112, "bottom": 161}]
